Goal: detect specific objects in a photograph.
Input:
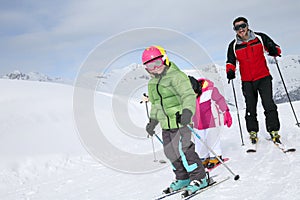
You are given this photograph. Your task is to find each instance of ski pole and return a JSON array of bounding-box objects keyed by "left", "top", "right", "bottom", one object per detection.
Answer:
[
  {"left": 140, "top": 93, "right": 165, "bottom": 162},
  {"left": 274, "top": 57, "right": 300, "bottom": 127},
  {"left": 140, "top": 93, "right": 157, "bottom": 162},
  {"left": 187, "top": 125, "right": 240, "bottom": 181},
  {"left": 230, "top": 80, "right": 245, "bottom": 145},
  {"left": 140, "top": 93, "right": 164, "bottom": 143}
]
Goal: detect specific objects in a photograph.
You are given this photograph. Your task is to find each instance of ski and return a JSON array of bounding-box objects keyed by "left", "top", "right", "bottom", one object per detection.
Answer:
[
  {"left": 246, "top": 142, "right": 257, "bottom": 153},
  {"left": 153, "top": 174, "right": 220, "bottom": 200},
  {"left": 264, "top": 137, "right": 296, "bottom": 153},
  {"left": 154, "top": 188, "right": 183, "bottom": 200},
  {"left": 274, "top": 143, "right": 296, "bottom": 153},
  {"left": 206, "top": 158, "right": 229, "bottom": 172},
  {"left": 181, "top": 176, "right": 230, "bottom": 200},
  {"left": 271, "top": 140, "right": 296, "bottom": 153}
]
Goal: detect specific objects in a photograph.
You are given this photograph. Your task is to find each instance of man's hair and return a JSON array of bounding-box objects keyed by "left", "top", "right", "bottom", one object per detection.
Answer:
[{"left": 233, "top": 16, "right": 248, "bottom": 25}]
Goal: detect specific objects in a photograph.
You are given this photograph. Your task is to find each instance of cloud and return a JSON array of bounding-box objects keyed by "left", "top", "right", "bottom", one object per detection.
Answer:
[{"left": 0, "top": 0, "right": 299, "bottom": 79}]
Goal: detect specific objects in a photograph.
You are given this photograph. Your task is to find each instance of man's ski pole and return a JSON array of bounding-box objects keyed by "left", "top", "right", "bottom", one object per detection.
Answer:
[
  {"left": 230, "top": 80, "right": 245, "bottom": 145},
  {"left": 187, "top": 125, "right": 240, "bottom": 181},
  {"left": 274, "top": 57, "right": 300, "bottom": 127}
]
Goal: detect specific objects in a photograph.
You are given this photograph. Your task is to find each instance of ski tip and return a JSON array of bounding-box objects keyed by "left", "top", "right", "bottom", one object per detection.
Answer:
[
  {"left": 284, "top": 148, "right": 296, "bottom": 153},
  {"left": 246, "top": 149, "right": 256, "bottom": 153}
]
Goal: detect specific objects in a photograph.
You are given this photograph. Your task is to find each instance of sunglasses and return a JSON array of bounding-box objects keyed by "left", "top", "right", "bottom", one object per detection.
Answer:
[
  {"left": 145, "top": 59, "right": 164, "bottom": 71},
  {"left": 233, "top": 23, "right": 247, "bottom": 31}
]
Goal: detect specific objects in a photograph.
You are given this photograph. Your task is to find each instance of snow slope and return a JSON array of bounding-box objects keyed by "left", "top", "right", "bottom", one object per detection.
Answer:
[{"left": 1, "top": 77, "right": 300, "bottom": 200}]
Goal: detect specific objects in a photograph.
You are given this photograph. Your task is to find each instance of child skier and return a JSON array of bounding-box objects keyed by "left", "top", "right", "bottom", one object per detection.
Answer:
[
  {"left": 142, "top": 45, "right": 208, "bottom": 195},
  {"left": 189, "top": 76, "right": 232, "bottom": 169}
]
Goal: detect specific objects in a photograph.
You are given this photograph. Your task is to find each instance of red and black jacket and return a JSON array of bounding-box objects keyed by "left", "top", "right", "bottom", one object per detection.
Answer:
[{"left": 226, "top": 31, "right": 281, "bottom": 82}]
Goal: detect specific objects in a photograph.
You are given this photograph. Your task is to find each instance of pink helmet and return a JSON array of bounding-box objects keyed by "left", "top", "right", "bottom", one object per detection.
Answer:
[{"left": 142, "top": 46, "right": 164, "bottom": 64}]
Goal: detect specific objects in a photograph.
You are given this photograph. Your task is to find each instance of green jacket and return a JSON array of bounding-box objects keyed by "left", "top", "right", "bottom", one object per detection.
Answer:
[{"left": 148, "top": 62, "right": 196, "bottom": 130}]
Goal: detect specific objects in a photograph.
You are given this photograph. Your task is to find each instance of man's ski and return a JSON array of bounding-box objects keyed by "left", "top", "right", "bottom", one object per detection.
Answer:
[
  {"left": 246, "top": 142, "right": 257, "bottom": 153},
  {"left": 206, "top": 158, "right": 229, "bottom": 172},
  {"left": 247, "top": 137, "right": 296, "bottom": 153},
  {"left": 270, "top": 140, "right": 296, "bottom": 153},
  {"left": 263, "top": 137, "right": 296, "bottom": 153},
  {"left": 274, "top": 142, "right": 296, "bottom": 153},
  {"left": 181, "top": 176, "right": 230, "bottom": 200}
]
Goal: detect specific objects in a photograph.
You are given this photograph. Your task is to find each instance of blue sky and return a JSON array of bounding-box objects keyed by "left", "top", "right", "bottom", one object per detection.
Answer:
[{"left": 1, "top": 0, "right": 299, "bottom": 79}]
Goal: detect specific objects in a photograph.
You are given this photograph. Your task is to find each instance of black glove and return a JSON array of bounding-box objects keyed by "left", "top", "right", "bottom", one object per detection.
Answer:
[
  {"left": 146, "top": 119, "right": 159, "bottom": 136},
  {"left": 180, "top": 109, "right": 193, "bottom": 126},
  {"left": 267, "top": 41, "right": 281, "bottom": 57},
  {"left": 268, "top": 44, "right": 278, "bottom": 56},
  {"left": 227, "top": 70, "right": 236, "bottom": 81}
]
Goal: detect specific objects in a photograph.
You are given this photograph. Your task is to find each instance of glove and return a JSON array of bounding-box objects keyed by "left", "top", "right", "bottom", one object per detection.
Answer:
[
  {"left": 227, "top": 70, "right": 236, "bottom": 81},
  {"left": 268, "top": 46, "right": 278, "bottom": 56},
  {"left": 180, "top": 109, "right": 193, "bottom": 126},
  {"left": 223, "top": 110, "right": 232, "bottom": 128},
  {"left": 267, "top": 42, "right": 280, "bottom": 57},
  {"left": 146, "top": 119, "right": 159, "bottom": 136}
]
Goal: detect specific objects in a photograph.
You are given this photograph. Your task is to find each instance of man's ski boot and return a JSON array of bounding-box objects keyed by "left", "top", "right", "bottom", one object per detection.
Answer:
[
  {"left": 270, "top": 131, "right": 281, "bottom": 144},
  {"left": 163, "top": 179, "right": 190, "bottom": 194},
  {"left": 249, "top": 131, "right": 258, "bottom": 144},
  {"left": 181, "top": 174, "right": 209, "bottom": 197},
  {"left": 207, "top": 156, "right": 222, "bottom": 169}
]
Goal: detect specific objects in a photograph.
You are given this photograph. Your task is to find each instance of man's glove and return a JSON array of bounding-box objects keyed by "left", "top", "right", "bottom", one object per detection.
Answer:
[
  {"left": 180, "top": 109, "right": 193, "bottom": 126},
  {"left": 227, "top": 69, "right": 236, "bottom": 81},
  {"left": 268, "top": 46, "right": 278, "bottom": 56},
  {"left": 267, "top": 42, "right": 280, "bottom": 57},
  {"left": 223, "top": 110, "right": 232, "bottom": 128},
  {"left": 146, "top": 119, "right": 159, "bottom": 136}
]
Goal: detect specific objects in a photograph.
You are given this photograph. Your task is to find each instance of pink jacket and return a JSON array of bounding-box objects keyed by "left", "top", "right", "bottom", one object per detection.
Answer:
[{"left": 192, "top": 79, "right": 229, "bottom": 130}]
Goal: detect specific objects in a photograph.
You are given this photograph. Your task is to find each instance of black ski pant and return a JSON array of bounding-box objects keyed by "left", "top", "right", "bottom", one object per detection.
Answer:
[
  {"left": 242, "top": 75, "right": 280, "bottom": 133},
  {"left": 162, "top": 126, "right": 206, "bottom": 181}
]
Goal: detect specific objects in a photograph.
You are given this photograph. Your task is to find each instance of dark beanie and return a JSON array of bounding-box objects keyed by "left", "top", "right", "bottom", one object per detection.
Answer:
[{"left": 233, "top": 16, "right": 248, "bottom": 25}]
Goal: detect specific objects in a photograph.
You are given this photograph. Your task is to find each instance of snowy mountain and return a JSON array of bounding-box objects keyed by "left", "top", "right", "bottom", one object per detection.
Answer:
[
  {"left": 2, "top": 70, "right": 72, "bottom": 84},
  {"left": 96, "top": 55, "right": 300, "bottom": 113},
  {"left": 1, "top": 67, "right": 300, "bottom": 199},
  {"left": 269, "top": 55, "right": 300, "bottom": 103}
]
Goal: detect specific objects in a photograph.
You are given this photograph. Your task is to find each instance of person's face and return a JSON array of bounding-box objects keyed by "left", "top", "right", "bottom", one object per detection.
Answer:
[
  {"left": 233, "top": 21, "right": 249, "bottom": 39},
  {"left": 145, "top": 58, "right": 166, "bottom": 75}
]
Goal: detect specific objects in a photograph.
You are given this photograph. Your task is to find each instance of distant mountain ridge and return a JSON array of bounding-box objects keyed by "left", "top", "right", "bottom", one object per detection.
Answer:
[
  {"left": 2, "top": 70, "right": 72, "bottom": 84},
  {"left": 96, "top": 55, "right": 300, "bottom": 105}
]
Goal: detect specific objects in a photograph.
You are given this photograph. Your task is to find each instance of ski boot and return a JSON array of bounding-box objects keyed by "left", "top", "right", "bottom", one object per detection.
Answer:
[
  {"left": 249, "top": 131, "right": 258, "bottom": 144},
  {"left": 207, "top": 156, "right": 222, "bottom": 169},
  {"left": 182, "top": 174, "right": 209, "bottom": 196},
  {"left": 163, "top": 178, "right": 190, "bottom": 193},
  {"left": 201, "top": 157, "right": 210, "bottom": 168},
  {"left": 269, "top": 131, "right": 281, "bottom": 144}
]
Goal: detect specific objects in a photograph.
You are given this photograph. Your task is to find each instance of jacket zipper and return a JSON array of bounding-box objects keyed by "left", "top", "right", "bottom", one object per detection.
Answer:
[{"left": 156, "top": 76, "right": 171, "bottom": 129}]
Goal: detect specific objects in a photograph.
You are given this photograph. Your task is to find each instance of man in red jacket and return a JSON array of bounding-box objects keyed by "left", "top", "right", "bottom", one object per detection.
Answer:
[{"left": 226, "top": 16, "right": 281, "bottom": 144}]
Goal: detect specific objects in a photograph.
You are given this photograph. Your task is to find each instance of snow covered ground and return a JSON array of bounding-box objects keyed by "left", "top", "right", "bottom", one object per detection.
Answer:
[{"left": 1, "top": 78, "right": 300, "bottom": 200}]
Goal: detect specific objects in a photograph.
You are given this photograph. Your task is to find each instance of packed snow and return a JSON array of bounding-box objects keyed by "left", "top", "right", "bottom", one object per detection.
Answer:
[{"left": 1, "top": 63, "right": 300, "bottom": 200}]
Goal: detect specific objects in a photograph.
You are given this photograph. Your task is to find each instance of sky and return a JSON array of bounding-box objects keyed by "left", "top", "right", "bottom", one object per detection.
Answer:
[{"left": 1, "top": 0, "right": 300, "bottom": 80}]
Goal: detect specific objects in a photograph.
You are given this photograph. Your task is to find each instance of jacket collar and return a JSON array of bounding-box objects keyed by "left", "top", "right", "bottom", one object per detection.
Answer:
[{"left": 236, "top": 30, "right": 256, "bottom": 44}]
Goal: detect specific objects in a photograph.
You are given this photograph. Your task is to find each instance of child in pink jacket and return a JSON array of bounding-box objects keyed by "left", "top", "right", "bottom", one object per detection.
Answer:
[{"left": 189, "top": 76, "right": 232, "bottom": 169}]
